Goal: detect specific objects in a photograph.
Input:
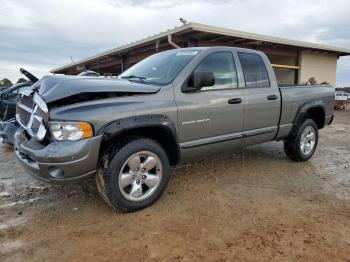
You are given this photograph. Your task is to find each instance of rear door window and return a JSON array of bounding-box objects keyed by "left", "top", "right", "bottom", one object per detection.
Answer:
[{"left": 238, "top": 53, "right": 270, "bottom": 88}]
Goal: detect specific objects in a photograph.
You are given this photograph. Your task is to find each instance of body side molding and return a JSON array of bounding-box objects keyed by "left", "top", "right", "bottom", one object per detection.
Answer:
[
  {"left": 98, "top": 114, "right": 177, "bottom": 141},
  {"left": 180, "top": 126, "right": 277, "bottom": 149}
]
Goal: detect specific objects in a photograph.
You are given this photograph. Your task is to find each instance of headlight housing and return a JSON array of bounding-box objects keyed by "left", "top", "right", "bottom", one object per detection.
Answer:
[{"left": 49, "top": 121, "right": 93, "bottom": 141}]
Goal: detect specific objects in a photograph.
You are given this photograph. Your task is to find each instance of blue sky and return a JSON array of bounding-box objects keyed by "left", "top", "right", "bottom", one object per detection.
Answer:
[{"left": 1, "top": 0, "right": 349, "bottom": 86}]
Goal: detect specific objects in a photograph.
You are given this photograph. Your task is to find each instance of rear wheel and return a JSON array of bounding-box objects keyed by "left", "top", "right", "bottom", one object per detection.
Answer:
[
  {"left": 284, "top": 119, "right": 318, "bottom": 162},
  {"left": 97, "top": 138, "right": 171, "bottom": 212}
]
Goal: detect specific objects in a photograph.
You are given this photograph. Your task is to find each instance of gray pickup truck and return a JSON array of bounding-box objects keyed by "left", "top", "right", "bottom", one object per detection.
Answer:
[{"left": 14, "top": 47, "right": 334, "bottom": 212}]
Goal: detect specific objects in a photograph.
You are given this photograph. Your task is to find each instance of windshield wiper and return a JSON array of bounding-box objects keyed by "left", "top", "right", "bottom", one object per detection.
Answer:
[{"left": 120, "top": 75, "right": 147, "bottom": 80}]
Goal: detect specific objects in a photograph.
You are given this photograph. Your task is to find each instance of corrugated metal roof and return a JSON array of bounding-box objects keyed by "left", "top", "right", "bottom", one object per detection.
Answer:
[
  {"left": 51, "top": 22, "right": 350, "bottom": 73},
  {"left": 192, "top": 22, "right": 350, "bottom": 54}
]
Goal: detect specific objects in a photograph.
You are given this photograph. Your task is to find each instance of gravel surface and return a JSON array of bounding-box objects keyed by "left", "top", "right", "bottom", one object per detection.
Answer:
[{"left": 0, "top": 110, "right": 349, "bottom": 261}]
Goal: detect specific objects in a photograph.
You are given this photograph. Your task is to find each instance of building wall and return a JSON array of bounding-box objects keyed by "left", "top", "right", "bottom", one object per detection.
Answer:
[
  {"left": 273, "top": 67, "right": 297, "bottom": 85},
  {"left": 299, "top": 50, "right": 338, "bottom": 86},
  {"left": 262, "top": 50, "right": 298, "bottom": 85}
]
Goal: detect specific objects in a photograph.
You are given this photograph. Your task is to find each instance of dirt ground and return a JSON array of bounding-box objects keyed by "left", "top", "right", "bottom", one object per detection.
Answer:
[{"left": 0, "top": 111, "right": 349, "bottom": 262}]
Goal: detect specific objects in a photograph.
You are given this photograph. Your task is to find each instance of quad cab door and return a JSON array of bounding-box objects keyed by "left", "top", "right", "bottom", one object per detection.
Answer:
[
  {"left": 237, "top": 52, "right": 281, "bottom": 146},
  {"left": 174, "top": 51, "right": 244, "bottom": 157}
]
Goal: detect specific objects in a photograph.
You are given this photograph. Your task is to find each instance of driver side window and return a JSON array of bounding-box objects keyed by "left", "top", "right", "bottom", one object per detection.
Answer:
[{"left": 194, "top": 52, "right": 238, "bottom": 90}]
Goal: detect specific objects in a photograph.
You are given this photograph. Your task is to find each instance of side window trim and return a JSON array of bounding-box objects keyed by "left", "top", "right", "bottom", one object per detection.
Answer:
[
  {"left": 182, "top": 51, "right": 239, "bottom": 92},
  {"left": 232, "top": 51, "right": 246, "bottom": 89},
  {"left": 237, "top": 52, "right": 271, "bottom": 89}
]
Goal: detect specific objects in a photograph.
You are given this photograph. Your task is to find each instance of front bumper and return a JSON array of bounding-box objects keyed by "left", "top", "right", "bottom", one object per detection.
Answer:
[{"left": 14, "top": 128, "right": 102, "bottom": 184}]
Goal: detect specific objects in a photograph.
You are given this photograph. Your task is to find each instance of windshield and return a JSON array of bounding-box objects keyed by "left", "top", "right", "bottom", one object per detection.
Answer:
[
  {"left": 18, "top": 85, "right": 33, "bottom": 94},
  {"left": 119, "top": 50, "right": 199, "bottom": 85}
]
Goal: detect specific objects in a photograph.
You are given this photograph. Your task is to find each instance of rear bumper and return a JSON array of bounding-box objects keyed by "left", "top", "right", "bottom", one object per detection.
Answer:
[{"left": 14, "top": 128, "right": 102, "bottom": 184}]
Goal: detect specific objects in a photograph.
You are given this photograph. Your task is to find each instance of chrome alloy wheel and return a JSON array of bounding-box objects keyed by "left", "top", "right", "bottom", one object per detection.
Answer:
[
  {"left": 300, "top": 126, "right": 316, "bottom": 156},
  {"left": 118, "top": 151, "right": 163, "bottom": 202}
]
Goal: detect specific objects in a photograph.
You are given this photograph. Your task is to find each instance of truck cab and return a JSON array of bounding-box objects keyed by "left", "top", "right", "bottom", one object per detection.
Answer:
[{"left": 172, "top": 47, "right": 281, "bottom": 157}]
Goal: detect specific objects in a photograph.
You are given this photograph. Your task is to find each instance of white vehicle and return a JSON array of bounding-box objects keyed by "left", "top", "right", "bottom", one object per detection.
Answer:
[{"left": 335, "top": 91, "right": 349, "bottom": 101}]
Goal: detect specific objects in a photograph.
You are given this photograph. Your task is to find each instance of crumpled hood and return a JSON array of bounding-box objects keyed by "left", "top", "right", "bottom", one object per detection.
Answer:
[{"left": 36, "top": 75, "right": 161, "bottom": 103}]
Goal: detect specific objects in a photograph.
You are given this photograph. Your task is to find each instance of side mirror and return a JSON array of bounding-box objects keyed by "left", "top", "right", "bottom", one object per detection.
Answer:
[
  {"left": 193, "top": 71, "right": 215, "bottom": 89},
  {"left": 184, "top": 72, "right": 215, "bottom": 92}
]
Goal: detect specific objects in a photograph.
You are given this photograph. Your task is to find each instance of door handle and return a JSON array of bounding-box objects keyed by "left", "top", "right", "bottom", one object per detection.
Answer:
[
  {"left": 267, "top": 95, "right": 278, "bottom": 100},
  {"left": 228, "top": 98, "right": 242, "bottom": 104}
]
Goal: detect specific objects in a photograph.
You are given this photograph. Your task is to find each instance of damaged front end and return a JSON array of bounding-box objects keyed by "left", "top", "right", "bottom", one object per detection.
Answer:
[
  {"left": 14, "top": 88, "right": 102, "bottom": 184},
  {"left": 13, "top": 75, "right": 159, "bottom": 184}
]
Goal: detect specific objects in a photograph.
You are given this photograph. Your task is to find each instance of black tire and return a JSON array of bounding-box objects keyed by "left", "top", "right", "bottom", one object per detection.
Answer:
[
  {"left": 284, "top": 119, "right": 318, "bottom": 162},
  {"left": 97, "top": 137, "right": 171, "bottom": 212}
]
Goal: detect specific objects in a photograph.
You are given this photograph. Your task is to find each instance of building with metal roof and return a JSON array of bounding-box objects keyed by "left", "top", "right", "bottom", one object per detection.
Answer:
[{"left": 51, "top": 22, "right": 350, "bottom": 86}]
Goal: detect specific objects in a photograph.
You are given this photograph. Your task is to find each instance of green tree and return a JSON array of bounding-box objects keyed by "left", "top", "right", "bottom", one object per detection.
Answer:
[
  {"left": 16, "top": 78, "right": 27, "bottom": 84},
  {"left": 0, "top": 78, "right": 13, "bottom": 89}
]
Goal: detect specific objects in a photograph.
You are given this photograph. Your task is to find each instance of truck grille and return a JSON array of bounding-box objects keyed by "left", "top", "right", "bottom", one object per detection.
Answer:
[
  {"left": 16, "top": 91, "right": 49, "bottom": 141},
  {"left": 21, "top": 95, "right": 35, "bottom": 109}
]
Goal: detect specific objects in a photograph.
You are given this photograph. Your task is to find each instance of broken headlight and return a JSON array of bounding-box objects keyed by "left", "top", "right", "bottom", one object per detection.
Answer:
[{"left": 49, "top": 121, "right": 93, "bottom": 141}]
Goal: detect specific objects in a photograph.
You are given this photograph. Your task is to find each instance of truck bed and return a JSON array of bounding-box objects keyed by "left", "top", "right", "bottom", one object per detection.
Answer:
[{"left": 276, "top": 85, "right": 335, "bottom": 139}]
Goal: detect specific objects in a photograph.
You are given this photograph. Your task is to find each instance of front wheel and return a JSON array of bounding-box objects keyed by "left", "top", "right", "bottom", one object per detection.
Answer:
[
  {"left": 97, "top": 138, "right": 171, "bottom": 212},
  {"left": 284, "top": 119, "right": 319, "bottom": 162}
]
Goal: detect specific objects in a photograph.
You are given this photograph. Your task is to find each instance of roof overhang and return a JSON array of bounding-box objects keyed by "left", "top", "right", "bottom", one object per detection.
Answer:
[{"left": 51, "top": 22, "right": 350, "bottom": 74}]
